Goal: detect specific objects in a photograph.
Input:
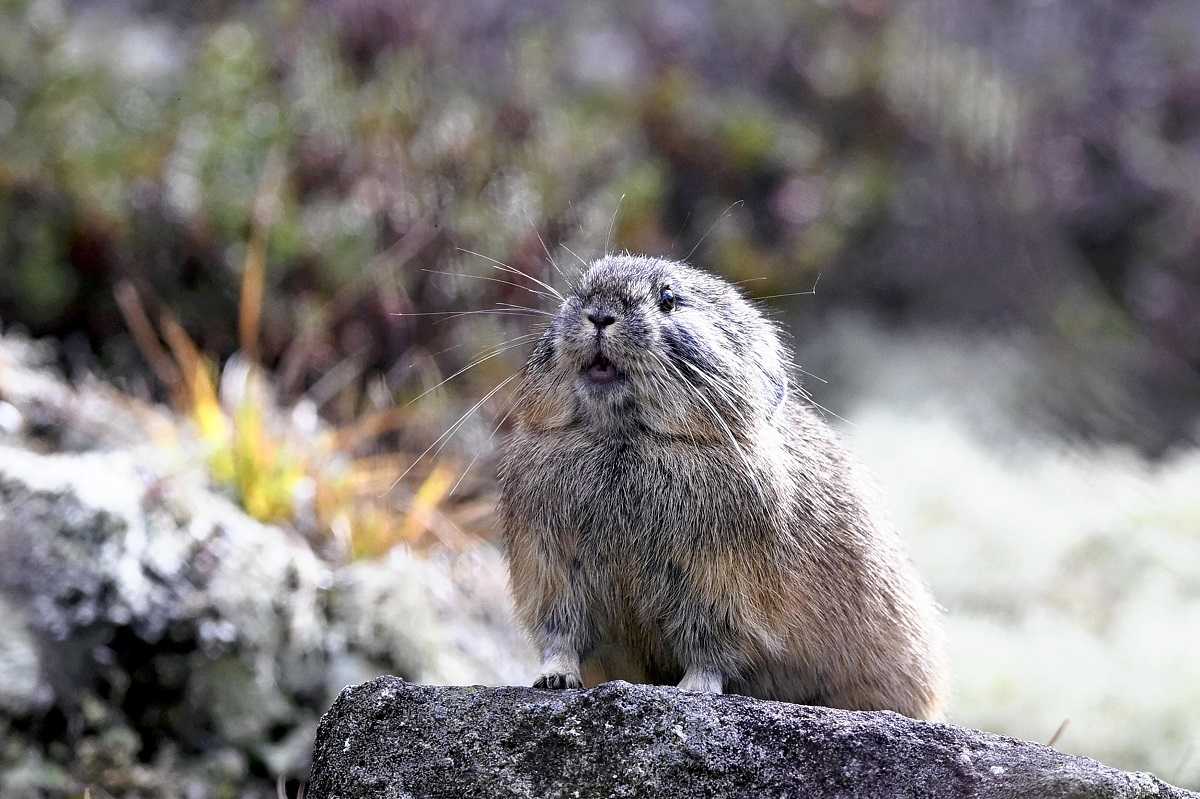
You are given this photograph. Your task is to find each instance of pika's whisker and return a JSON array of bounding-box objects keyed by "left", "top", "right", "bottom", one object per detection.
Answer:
[
  {"left": 650, "top": 350, "right": 766, "bottom": 502},
  {"left": 676, "top": 358, "right": 756, "bottom": 430},
  {"left": 522, "top": 208, "right": 576, "bottom": 294},
  {"left": 752, "top": 291, "right": 815, "bottom": 301},
  {"left": 388, "top": 371, "right": 521, "bottom": 493},
  {"left": 668, "top": 208, "right": 696, "bottom": 254},
  {"left": 398, "top": 339, "right": 476, "bottom": 372},
  {"left": 448, "top": 376, "right": 530, "bottom": 497},
  {"left": 664, "top": 355, "right": 768, "bottom": 501},
  {"left": 457, "top": 248, "right": 565, "bottom": 301},
  {"left": 753, "top": 274, "right": 821, "bottom": 302},
  {"left": 605, "top": 194, "right": 625, "bottom": 256},
  {"left": 647, "top": 368, "right": 700, "bottom": 445},
  {"left": 796, "top": 384, "right": 855, "bottom": 427},
  {"left": 494, "top": 302, "right": 556, "bottom": 317},
  {"left": 795, "top": 366, "right": 829, "bottom": 384},
  {"left": 421, "top": 269, "right": 556, "bottom": 301},
  {"left": 432, "top": 311, "right": 547, "bottom": 326},
  {"left": 560, "top": 242, "right": 590, "bottom": 273},
  {"left": 402, "top": 332, "right": 542, "bottom": 408},
  {"left": 684, "top": 199, "right": 744, "bottom": 262},
  {"left": 398, "top": 330, "right": 541, "bottom": 378},
  {"left": 394, "top": 309, "right": 545, "bottom": 318}
]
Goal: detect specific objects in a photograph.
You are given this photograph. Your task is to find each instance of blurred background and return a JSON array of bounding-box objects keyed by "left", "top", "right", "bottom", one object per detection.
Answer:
[{"left": 1, "top": 0, "right": 1198, "bottom": 795}]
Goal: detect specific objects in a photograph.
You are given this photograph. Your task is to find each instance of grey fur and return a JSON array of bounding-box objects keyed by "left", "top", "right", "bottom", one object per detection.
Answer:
[{"left": 498, "top": 255, "right": 947, "bottom": 719}]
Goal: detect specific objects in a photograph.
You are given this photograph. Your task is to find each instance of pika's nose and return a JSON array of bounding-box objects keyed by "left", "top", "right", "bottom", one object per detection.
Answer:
[{"left": 586, "top": 309, "right": 617, "bottom": 329}]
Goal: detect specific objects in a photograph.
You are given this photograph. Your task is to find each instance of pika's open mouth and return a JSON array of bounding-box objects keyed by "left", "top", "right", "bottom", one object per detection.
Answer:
[{"left": 583, "top": 353, "right": 620, "bottom": 385}]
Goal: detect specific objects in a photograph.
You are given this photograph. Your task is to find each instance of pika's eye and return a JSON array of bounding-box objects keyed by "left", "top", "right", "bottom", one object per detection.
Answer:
[{"left": 658, "top": 285, "right": 676, "bottom": 312}]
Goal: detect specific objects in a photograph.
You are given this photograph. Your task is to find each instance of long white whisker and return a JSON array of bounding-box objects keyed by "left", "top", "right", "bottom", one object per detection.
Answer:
[
  {"left": 401, "top": 331, "right": 533, "bottom": 368},
  {"left": 605, "top": 194, "right": 625, "bottom": 256},
  {"left": 651, "top": 351, "right": 769, "bottom": 504},
  {"left": 796, "top": 384, "right": 854, "bottom": 427},
  {"left": 669, "top": 352, "right": 748, "bottom": 408},
  {"left": 398, "top": 339, "right": 476, "bottom": 372},
  {"left": 523, "top": 208, "right": 575, "bottom": 293},
  {"left": 560, "top": 242, "right": 590, "bottom": 272},
  {"left": 448, "top": 376, "right": 530, "bottom": 496},
  {"left": 402, "top": 332, "right": 541, "bottom": 408},
  {"left": 494, "top": 302, "right": 556, "bottom": 317},
  {"left": 669, "top": 208, "right": 695, "bottom": 254},
  {"left": 677, "top": 358, "right": 755, "bottom": 429},
  {"left": 752, "top": 291, "right": 816, "bottom": 301},
  {"left": 457, "top": 248, "right": 565, "bottom": 301},
  {"left": 685, "top": 199, "right": 744, "bottom": 262},
  {"left": 388, "top": 372, "right": 520, "bottom": 493},
  {"left": 652, "top": 353, "right": 743, "bottom": 448},
  {"left": 394, "top": 309, "right": 545, "bottom": 318},
  {"left": 433, "top": 311, "right": 545, "bottom": 326},
  {"left": 795, "top": 366, "right": 828, "bottom": 384},
  {"left": 647, "top": 366, "right": 699, "bottom": 445},
  {"left": 421, "top": 269, "right": 556, "bottom": 301},
  {"left": 397, "top": 332, "right": 536, "bottom": 374},
  {"left": 753, "top": 274, "right": 821, "bottom": 302}
]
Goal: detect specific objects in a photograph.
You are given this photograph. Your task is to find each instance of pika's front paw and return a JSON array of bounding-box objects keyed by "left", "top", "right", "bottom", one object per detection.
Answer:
[
  {"left": 677, "top": 668, "right": 724, "bottom": 694},
  {"left": 533, "top": 672, "right": 583, "bottom": 690}
]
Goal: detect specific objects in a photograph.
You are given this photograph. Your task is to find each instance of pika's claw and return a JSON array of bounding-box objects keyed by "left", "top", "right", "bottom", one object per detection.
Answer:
[{"left": 533, "top": 672, "right": 583, "bottom": 690}]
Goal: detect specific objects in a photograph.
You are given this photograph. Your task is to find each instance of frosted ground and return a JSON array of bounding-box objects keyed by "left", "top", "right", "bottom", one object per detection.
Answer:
[{"left": 812, "top": 321, "right": 1200, "bottom": 788}]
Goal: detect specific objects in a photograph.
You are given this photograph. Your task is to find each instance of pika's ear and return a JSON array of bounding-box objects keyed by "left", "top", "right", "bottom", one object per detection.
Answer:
[
  {"left": 760, "top": 364, "right": 788, "bottom": 419},
  {"left": 748, "top": 333, "right": 787, "bottom": 417},
  {"left": 770, "top": 371, "right": 788, "bottom": 417},
  {"left": 754, "top": 338, "right": 788, "bottom": 417}
]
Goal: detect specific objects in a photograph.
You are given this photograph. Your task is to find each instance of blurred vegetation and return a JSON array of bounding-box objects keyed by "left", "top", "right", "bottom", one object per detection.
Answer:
[
  {"left": 1, "top": 0, "right": 1199, "bottom": 521},
  {"left": 1, "top": 1, "right": 1198, "bottom": 789},
  {"left": 105, "top": 152, "right": 467, "bottom": 559}
]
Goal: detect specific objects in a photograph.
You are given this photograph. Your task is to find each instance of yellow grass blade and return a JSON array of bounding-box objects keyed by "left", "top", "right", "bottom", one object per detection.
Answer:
[{"left": 159, "top": 310, "right": 204, "bottom": 406}]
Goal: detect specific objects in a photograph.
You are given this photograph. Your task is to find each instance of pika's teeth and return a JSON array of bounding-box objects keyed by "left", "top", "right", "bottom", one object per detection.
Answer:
[{"left": 584, "top": 354, "right": 612, "bottom": 370}]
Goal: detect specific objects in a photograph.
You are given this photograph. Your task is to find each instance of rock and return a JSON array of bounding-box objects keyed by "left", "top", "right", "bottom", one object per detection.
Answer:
[
  {"left": 330, "top": 547, "right": 534, "bottom": 690},
  {"left": 0, "top": 595, "right": 51, "bottom": 716},
  {"left": 307, "top": 677, "right": 1197, "bottom": 799},
  {"left": 0, "top": 442, "right": 532, "bottom": 797},
  {"left": 0, "top": 333, "right": 534, "bottom": 798}
]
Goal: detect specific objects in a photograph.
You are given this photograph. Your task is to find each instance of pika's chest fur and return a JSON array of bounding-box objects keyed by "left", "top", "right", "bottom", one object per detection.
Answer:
[
  {"left": 504, "top": 429, "right": 777, "bottom": 536},
  {"left": 499, "top": 428, "right": 789, "bottom": 628}
]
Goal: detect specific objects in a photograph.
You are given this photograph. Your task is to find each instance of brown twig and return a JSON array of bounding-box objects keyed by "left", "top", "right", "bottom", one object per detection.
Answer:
[
  {"left": 1046, "top": 718, "right": 1070, "bottom": 748},
  {"left": 114, "top": 281, "right": 183, "bottom": 399},
  {"left": 239, "top": 147, "right": 286, "bottom": 364}
]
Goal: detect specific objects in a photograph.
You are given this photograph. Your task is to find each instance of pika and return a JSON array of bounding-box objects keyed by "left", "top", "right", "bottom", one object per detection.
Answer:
[{"left": 498, "top": 254, "right": 947, "bottom": 719}]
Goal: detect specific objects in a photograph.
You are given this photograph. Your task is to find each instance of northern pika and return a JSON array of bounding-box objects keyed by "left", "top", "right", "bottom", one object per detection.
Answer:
[{"left": 498, "top": 255, "right": 947, "bottom": 719}]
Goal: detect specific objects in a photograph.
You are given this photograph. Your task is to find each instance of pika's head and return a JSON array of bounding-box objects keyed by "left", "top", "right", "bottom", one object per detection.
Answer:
[{"left": 517, "top": 254, "right": 790, "bottom": 440}]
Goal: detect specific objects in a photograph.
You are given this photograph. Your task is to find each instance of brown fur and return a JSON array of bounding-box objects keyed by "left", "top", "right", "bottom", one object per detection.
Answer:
[{"left": 498, "top": 255, "right": 947, "bottom": 719}]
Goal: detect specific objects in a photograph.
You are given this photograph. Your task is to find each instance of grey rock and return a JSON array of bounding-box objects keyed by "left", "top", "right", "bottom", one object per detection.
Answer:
[
  {"left": 0, "top": 332, "right": 533, "bottom": 798},
  {"left": 0, "top": 442, "right": 531, "bottom": 796},
  {"left": 329, "top": 548, "right": 534, "bottom": 690},
  {"left": 0, "top": 595, "right": 51, "bottom": 716},
  {"left": 307, "top": 676, "right": 1197, "bottom": 799}
]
